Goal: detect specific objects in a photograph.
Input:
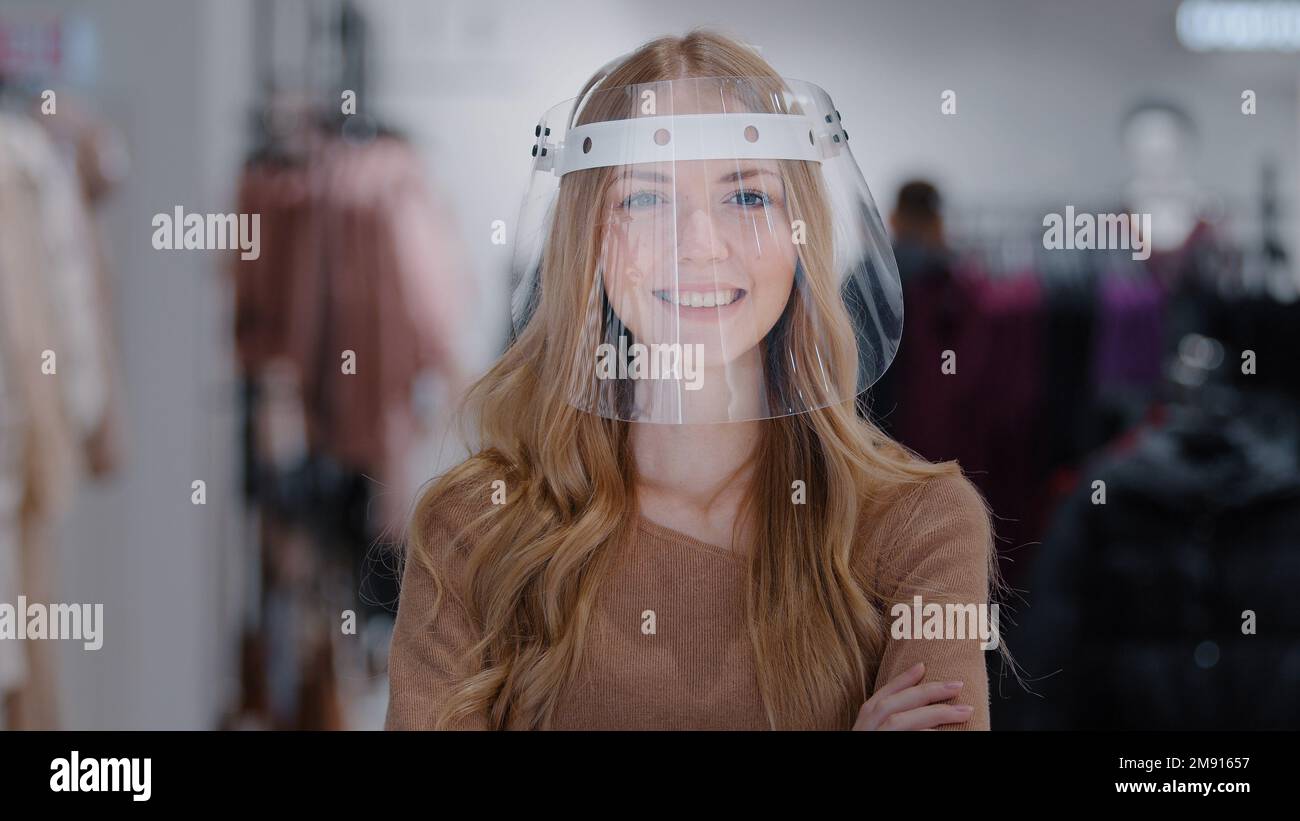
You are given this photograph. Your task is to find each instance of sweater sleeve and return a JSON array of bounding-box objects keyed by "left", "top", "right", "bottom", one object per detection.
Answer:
[
  {"left": 384, "top": 508, "right": 489, "bottom": 730},
  {"left": 870, "top": 471, "right": 995, "bottom": 730}
]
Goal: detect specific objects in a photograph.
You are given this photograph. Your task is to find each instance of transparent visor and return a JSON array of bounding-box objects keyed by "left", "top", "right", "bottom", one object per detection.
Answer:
[{"left": 510, "top": 76, "right": 902, "bottom": 424}]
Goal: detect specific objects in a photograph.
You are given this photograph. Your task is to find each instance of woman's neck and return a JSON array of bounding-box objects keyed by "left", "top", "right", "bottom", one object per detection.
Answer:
[{"left": 630, "top": 419, "right": 761, "bottom": 514}]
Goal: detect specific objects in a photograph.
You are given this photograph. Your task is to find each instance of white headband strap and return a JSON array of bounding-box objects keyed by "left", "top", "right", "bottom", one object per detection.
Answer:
[{"left": 532, "top": 112, "right": 846, "bottom": 177}]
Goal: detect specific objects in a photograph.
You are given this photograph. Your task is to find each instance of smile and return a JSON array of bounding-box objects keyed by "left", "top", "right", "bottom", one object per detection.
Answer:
[{"left": 651, "top": 288, "right": 747, "bottom": 308}]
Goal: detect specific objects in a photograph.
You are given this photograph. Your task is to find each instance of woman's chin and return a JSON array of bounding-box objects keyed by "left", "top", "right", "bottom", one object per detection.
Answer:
[{"left": 620, "top": 336, "right": 758, "bottom": 367}]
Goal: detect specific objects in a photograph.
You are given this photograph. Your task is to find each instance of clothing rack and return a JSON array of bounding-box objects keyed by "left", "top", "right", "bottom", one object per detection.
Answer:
[
  {"left": 226, "top": 0, "right": 472, "bottom": 730},
  {"left": 941, "top": 184, "right": 1295, "bottom": 300},
  {"left": 870, "top": 194, "right": 1300, "bottom": 607}
]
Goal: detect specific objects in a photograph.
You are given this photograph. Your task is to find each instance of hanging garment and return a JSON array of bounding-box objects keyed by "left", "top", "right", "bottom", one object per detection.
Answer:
[
  {"left": 1040, "top": 267, "right": 1099, "bottom": 472},
  {"left": 0, "top": 114, "right": 74, "bottom": 708},
  {"left": 4, "top": 114, "right": 108, "bottom": 443},
  {"left": 1146, "top": 219, "right": 1229, "bottom": 358},
  {"left": 957, "top": 270, "right": 1047, "bottom": 583},
  {"left": 232, "top": 136, "right": 473, "bottom": 536},
  {"left": 230, "top": 158, "right": 313, "bottom": 372},
  {"left": 228, "top": 138, "right": 477, "bottom": 726},
  {"left": 861, "top": 239, "right": 954, "bottom": 435},
  {"left": 882, "top": 261, "right": 971, "bottom": 463},
  {"left": 0, "top": 112, "right": 105, "bottom": 519},
  {"left": 1090, "top": 271, "right": 1165, "bottom": 393},
  {"left": 1212, "top": 293, "right": 1300, "bottom": 402},
  {"left": 883, "top": 262, "right": 1047, "bottom": 587},
  {"left": 35, "top": 98, "right": 129, "bottom": 477},
  {"left": 0, "top": 111, "right": 108, "bottom": 726}
]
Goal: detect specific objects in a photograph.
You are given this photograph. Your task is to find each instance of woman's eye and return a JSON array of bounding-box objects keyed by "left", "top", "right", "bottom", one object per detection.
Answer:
[
  {"left": 621, "top": 191, "right": 663, "bottom": 209},
  {"left": 729, "top": 189, "right": 772, "bottom": 207}
]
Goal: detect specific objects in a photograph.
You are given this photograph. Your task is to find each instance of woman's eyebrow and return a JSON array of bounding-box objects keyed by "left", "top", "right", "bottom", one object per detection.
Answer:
[
  {"left": 716, "top": 168, "right": 780, "bottom": 184},
  {"left": 625, "top": 169, "right": 673, "bottom": 183}
]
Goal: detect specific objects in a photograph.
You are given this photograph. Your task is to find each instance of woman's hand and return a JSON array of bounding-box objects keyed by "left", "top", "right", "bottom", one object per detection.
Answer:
[{"left": 853, "top": 662, "right": 974, "bottom": 730}]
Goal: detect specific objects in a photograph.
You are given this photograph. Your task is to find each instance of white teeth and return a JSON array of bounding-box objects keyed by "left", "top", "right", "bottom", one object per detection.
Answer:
[{"left": 654, "top": 289, "right": 742, "bottom": 307}]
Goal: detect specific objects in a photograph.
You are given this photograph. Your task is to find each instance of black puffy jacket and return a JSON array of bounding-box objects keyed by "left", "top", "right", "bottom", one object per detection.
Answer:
[{"left": 1006, "top": 396, "right": 1300, "bottom": 730}]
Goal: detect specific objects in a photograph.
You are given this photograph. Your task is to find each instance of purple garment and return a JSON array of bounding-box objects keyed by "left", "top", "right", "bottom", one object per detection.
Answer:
[{"left": 1091, "top": 273, "right": 1165, "bottom": 392}]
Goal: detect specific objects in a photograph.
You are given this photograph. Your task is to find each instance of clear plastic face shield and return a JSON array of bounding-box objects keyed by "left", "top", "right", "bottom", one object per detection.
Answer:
[{"left": 510, "top": 76, "right": 902, "bottom": 424}]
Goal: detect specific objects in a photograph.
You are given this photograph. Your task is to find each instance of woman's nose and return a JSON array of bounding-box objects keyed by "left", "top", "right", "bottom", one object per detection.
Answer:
[{"left": 676, "top": 207, "right": 729, "bottom": 264}]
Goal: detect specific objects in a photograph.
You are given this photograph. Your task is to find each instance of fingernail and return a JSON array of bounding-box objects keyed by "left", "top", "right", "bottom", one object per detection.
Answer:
[
  {"left": 912, "top": 662, "right": 925, "bottom": 672},
  {"left": 956, "top": 705, "right": 974, "bottom": 712},
  {"left": 945, "top": 681, "right": 964, "bottom": 689}
]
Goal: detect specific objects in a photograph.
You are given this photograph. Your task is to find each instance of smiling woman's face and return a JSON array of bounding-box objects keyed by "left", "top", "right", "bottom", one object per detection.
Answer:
[{"left": 596, "top": 157, "right": 799, "bottom": 368}]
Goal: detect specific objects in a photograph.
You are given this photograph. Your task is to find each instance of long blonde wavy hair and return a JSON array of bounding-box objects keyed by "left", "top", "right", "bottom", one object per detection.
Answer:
[{"left": 406, "top": 28, "right": 1010, "bottom": 730}]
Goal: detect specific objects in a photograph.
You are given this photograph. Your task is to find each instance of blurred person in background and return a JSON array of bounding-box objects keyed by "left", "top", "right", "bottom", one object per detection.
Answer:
[{"left": 863, "top": 179, "right": 955, "bottom": 436}]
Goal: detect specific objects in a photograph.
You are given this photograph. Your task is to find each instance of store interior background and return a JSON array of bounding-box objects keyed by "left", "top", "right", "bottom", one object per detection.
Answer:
[{"left": 1, "top": 0, "right": 1297, "bottom": 729}]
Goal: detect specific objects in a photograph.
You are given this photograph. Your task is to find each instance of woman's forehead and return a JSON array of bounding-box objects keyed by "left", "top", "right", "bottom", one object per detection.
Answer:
[{"left": 609, "top": 158, "right": 783, "bottom": 184}]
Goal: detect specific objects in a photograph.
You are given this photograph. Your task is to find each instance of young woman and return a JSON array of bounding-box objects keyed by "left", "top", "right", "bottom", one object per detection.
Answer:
[{"left": 386, "top": 29, "right": 1008, "bottom": 730}]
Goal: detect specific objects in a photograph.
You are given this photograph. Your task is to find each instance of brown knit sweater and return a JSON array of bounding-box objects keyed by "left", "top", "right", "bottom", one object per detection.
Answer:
[{"left": 385, "top": 470, "right": 994, "bottom": 730}]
